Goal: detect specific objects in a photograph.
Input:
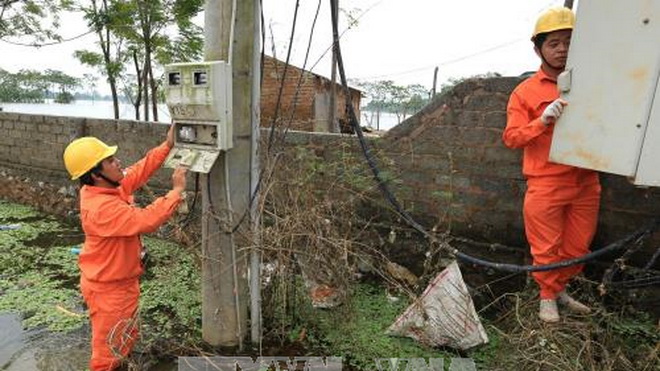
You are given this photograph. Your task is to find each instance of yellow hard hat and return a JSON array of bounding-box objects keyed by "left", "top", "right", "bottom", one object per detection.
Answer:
[
  {"left": 63, "top": 137, "right": 118, "bottom": 180},
  {"left": 532, "top": 7, "right": 575, "bottom": 41}
]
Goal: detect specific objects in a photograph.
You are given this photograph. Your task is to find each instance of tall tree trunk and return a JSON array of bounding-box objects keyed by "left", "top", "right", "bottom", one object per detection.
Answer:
[
  {"left": 143, "top": 57, "right": 149, "bottom": 122},
  {"left": 148, "top": 50, "right": 158, "bottom": 121},
  {"left": 97, "top": 0, "right": 120, "bottom": 119},
  {"left": 133, "top": 51, "right": 142, "bottom": 120}
]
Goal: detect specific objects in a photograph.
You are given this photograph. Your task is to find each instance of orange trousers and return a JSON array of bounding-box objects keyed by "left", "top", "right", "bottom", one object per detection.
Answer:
[
  {"left": 81, "top": 277, "right": 140, "bottom": 371},
  {"left": 523, "top": 182, "right": 601, "bottom": 299}
]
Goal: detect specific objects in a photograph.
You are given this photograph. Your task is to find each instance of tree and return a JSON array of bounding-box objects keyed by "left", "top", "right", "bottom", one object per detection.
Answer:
[
  {"left": 357, "top": 80, "right": 430, "bottom": 128},
  {"left": 356, "top": 80, "right": 395, "bottom": 130},
  {"left": 76, "top": 0, "right": 127, "bottom": 119},
  {"left": 0, "top": 0, "right": 72, "bottom": 42},
  {"left": 0, "top": 68, "right": 79, "bottom": 103},
  {"left": 44, "top": 69, "right": 80, "bottom": 103},
  {"left": 83, "top": 73, "right": 98, "bottom": 101},
  {"left": 75, "top": 0, "right": 203, "bottom": 121},
  {"left": 117, "top": 0, "right": 204, "bottom": 121}
]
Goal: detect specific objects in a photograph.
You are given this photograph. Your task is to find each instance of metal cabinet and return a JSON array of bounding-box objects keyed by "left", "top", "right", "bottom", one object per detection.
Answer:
[{"left": 549, "top": 0, "right": 660, "bottom": 186}]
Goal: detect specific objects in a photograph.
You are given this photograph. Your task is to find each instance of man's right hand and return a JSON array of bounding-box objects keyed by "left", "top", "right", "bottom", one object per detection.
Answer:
[
  {"left": 541, "top": 98, "right": 568, "bottom": 126},
  {"left": 172, "top": 166, "right": 187, "bottom": 193}
]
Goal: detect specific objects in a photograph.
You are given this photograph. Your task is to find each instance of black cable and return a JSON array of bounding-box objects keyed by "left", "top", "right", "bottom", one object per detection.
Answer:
[
  {"left": 0, "top": 30, "right": 95, "bottom": 47},
  {"left": 329, "top": 0, "right": 660, "bottom": 273},
  {"left": 266, "top": 0, "right": 301, "bottom": 152},
  {"left": 260, "top": 0, "right": 265, "bottom": 88},
  {"left": 230, "top": 0, "right": 321, "bottom": 234},
  {"left": 282, "top": 0, "right": 322, "bottom": 134},
  {"left": 605, "top": 275, "right": 660, "bottom": 289},
  {"left": 601, "top": 224, "right": 651, "bottom": 288},
  {"left": 457, "top": 221, "right": 657, "bottom": 273}
]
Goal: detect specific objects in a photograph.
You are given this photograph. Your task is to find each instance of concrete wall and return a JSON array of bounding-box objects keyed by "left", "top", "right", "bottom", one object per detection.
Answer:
[{"left": 0, "top": 76, "right": 658, "bottom": 250}]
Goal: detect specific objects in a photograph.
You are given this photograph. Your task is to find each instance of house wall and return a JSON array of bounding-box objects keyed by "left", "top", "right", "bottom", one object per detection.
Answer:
[{"left": 260, "top": 56, "right": 360, "bottom": 133}]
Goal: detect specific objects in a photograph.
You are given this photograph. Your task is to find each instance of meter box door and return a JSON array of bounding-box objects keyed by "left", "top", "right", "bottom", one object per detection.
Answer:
[
  {"left": 164, "top": 61, "right": 233, "bottom": 173},
  {"left": 549, "top": 0, "right": 660, "bottom": 186}
]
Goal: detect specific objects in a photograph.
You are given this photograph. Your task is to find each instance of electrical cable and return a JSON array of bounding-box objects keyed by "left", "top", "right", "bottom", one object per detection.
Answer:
[
  {"left": 266, "top": 0, "right": 301, "bottom": 152},
  {"left": 307, "top": 0, "right": 385, "bottom": 74},
  {"left": 0, "top": 30, "right": 95, "bottom": 47},
  {"left": 229, "top": 0, "right": 319, "bottom": 234},
  {"left": 329, "top": 0, "right": 660, "bottom": 273},
  {"left": 280, "top": 0, "right": 322, "bottom": 137},
  {"left": 355, "top": 38, "right": 525, "bottom": 80}
]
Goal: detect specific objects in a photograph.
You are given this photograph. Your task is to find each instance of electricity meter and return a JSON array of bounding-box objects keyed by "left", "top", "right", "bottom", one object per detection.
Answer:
[{"left": 163, "top": 61, "right": 232, "bottom": 173}]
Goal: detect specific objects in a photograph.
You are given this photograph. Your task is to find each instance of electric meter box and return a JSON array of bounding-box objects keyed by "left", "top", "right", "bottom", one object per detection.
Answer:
[
  {"left": 163, "top": 61, "right": 232, "bottom": 173},
  {"left": 549, "top": 0, "right": 660, "bottom": 187}
]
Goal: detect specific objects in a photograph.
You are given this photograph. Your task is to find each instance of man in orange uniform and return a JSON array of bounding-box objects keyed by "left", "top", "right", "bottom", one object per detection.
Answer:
[
  {"left": 503, "top": 7, "right": 600, "bottom": 323},
  {"left": 63, "top": 125, "right": 187, "bottom": 370}
]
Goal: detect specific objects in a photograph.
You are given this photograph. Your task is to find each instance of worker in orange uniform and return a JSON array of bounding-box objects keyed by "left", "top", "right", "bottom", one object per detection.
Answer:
[
  {"left": 503, "top": 7, "right": 600, "bottom": 323},
  {"left": 63, "top": 124, "right": 187, "bottom": 370}
]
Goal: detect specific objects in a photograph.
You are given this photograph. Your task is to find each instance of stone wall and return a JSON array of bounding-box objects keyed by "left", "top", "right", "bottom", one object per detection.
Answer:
[{"left": 0, "top": 76, "right": 658, "bottom": 251}]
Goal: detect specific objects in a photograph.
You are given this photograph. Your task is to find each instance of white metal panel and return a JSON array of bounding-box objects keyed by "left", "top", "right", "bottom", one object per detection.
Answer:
[
  {"left": 635, "top": 74, "right": 660, "bottom": 186},
  {"left": 549, "top": 0, "right": 660, "bottom": 176}
]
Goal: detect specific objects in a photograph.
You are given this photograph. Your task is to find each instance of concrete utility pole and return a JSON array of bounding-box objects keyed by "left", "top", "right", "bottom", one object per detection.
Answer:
[
  {"left": 202, "top": 0, "right": 260, "bottom": 347},
  {"left": 328, "top": 0, "right": 339, "bottom": 132},
  {"left": 564, "top": 0, "right": 574, "bottom": 9}
]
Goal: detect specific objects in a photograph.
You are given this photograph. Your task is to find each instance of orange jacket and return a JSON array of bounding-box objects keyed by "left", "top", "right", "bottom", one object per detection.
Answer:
[
  {"left": 78, "top": 142, "right": 181, "bottom": 283},
  {"left": 503, "top": 68, "right": 598, "bottom": 185}
]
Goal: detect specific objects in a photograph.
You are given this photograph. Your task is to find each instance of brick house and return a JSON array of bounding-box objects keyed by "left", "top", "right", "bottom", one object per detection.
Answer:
[{"left": 261, "top": 55, "right": 362, "bottom": 133}]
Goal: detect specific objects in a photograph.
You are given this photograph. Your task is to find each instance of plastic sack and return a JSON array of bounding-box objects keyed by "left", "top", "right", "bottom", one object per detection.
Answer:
[{"left": 386, "top": 261, "right": 488, "bottom": 350}]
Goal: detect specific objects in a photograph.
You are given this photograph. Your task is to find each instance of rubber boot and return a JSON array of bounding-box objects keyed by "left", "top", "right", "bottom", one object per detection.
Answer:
[
  {"left": 557, "top": 291, "right": 591, "bottom": 314},
  {"left": 539, "top": 299, "right": 560, "bottom": 323}
]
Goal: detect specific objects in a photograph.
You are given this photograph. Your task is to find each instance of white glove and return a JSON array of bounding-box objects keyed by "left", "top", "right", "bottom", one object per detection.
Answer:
[{"left": 541, "top": 99, "right": 567, "bottom": 126}]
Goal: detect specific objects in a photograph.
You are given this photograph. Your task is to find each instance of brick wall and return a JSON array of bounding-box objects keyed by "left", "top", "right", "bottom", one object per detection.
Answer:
[
  {"left": 260, "top": 56, "right": 361, "bottom": 133},
  {"left": 383, "top": 77, "right": 660, "bottom": 249},
  {"left": 0, "top": 76, "right": 658, "bottom": 250}
]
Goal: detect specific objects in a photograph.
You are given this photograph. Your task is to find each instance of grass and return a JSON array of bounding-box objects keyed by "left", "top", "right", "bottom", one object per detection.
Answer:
[{"left": 299, "top": 282, "right": 456, "bottom": 370}]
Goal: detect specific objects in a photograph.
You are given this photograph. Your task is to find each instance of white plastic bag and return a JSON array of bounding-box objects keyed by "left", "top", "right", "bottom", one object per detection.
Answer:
[{"left": 386, "top": 261, "right": 488, "bottom": 350}]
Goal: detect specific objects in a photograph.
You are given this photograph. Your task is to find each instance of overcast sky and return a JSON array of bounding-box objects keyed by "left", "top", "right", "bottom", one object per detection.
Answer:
[{"left": 0, "top": 0, "right": 571, "bottom": 94}]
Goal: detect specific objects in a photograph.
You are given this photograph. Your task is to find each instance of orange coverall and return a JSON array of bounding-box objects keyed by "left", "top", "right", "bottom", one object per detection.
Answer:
[
  {"left": 78, "top": 142, "right": 181, "bottom": 371},
  {"left": 503, "top": 68, "right": 600, "bottom": 300}
]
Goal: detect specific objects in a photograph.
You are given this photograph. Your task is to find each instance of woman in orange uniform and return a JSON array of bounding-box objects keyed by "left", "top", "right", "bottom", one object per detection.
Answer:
[
  {"left": 503, "top": 7, "right": 600, "bottom": 323},
  {"left": 63, "top": 125, "right": 187, "bottom": 370}
]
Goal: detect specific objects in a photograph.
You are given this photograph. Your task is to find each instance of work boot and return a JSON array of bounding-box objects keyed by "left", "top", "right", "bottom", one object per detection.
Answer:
[
  {"left": 539, "top": 299, "right": 560, "bottom": 323},
  {"left": 557, "top": 291, "right": 591, "bottom": 314}
]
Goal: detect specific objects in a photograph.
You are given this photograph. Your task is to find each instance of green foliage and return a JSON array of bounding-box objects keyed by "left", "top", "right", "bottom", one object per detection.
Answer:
[
  {"left": 139, "top": 237, "right": 202, "bottom": 345},
  {"left": 55, "top": 91, "right": 75, "bottom": 103},
  {"left": 468, "top": 324, "right": 501, "bottom": 368},
  {"left": 0, "top": 200, "right": 202, "bottom": 345},
  {"left": 0, "top": 272, "right": 85, "bottom": 332},
  {"left": 355, "top": 80, "right": 430, "bottom": 124},
  {"left": 0, "top": 68, "right": 80, "bottom": 103},
  {"left": 0, "top": 200, "right": 40, "bottom": 219},
  {"left": 0, "top": 0, "right": 71, "bottom": 41},
  {"left": 306, "top": 282, "right": 452, "bottom": 370},
  {"left": 607, "top": 312, "right": 659, "bottom": 345},
  {"left": 77, "top": 0, "right": 204, "bottom": 118},
  {"left": 0, "top": 200, "right": 85, "bottom": 332}
]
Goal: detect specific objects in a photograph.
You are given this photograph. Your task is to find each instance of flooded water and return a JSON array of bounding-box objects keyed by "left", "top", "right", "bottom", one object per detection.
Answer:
[
  {"left": 0, "top": 313, "right": 89, "bottom": 370},
  {"left": 0, "top": 100, "right": 171, "bottom": 123},
  {"left": 0, "top": 314, "right": 177, "bottom": 370},
  {"left": 0, "top": 100, "right": 402, "bottom": 131}
]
